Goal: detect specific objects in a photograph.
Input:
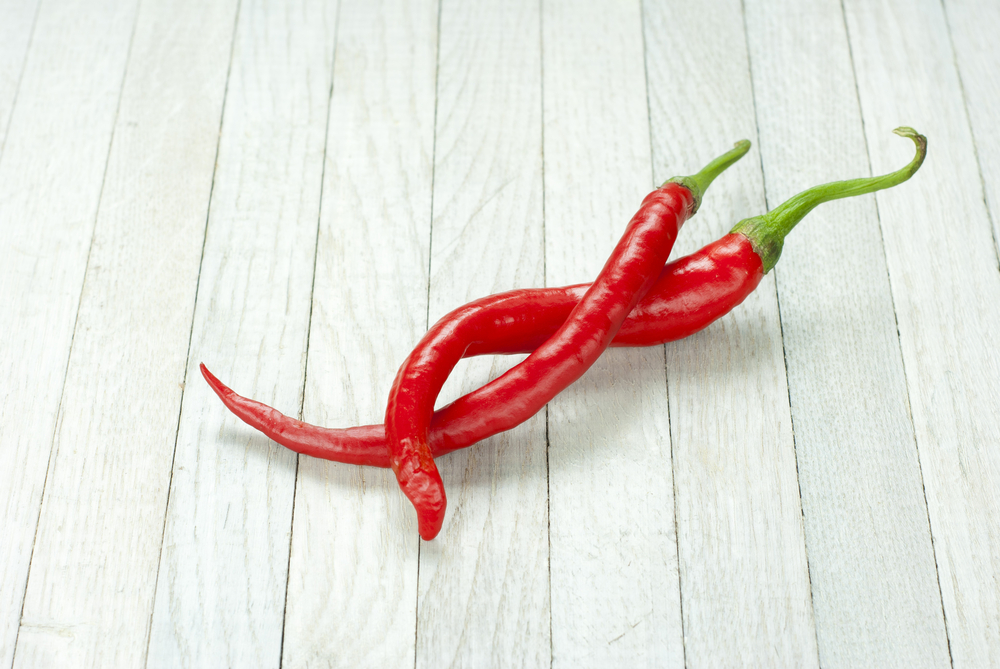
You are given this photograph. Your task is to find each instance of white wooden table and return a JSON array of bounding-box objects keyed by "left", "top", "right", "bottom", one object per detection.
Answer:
[{"left": 2, "top": 0, "right": 999, "bottom": 666}]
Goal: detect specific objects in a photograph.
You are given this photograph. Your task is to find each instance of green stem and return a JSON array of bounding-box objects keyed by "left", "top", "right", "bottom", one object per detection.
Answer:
[
  {"left": 667, "top": 139, "right": 752, "bottom": 213},
  {"left": 733, "top": 127, "right": 926, "bottom": 272}
]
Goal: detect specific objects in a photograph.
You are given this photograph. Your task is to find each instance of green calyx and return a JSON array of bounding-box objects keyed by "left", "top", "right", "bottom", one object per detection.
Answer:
[
  {"left": 732, "top": 127, "right": 927, "bottom": 273},
  {"left": 666, "top": 139, "right": 752, "bottom": 214}
]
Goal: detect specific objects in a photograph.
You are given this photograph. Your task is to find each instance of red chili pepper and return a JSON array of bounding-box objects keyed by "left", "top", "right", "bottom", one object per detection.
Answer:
[
  {"left": 203, "top": 127, "right": 925, "bottom": 537},
  {"left": 386, "top": 141, "right": 754, "bottom": 539},
  {"left": 200, "top": 231, "right": 761, "bottom": 462}
]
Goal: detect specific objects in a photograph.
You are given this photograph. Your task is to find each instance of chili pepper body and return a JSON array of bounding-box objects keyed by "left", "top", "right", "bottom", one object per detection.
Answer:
[
  {"left": 201, "top": 233, "right": 762, "bottom": 466},
  {"left": 203, "top": 127, "right": 925, "bottom": 539},
  {"left": 461, "top": 232, "right": 764, "bottom": 356},
  {"left": 387, "top": 184, "right": 696, "bottom": 539},
  {"left": 385, "top": 138, "right": 758, "bottom": 539}
]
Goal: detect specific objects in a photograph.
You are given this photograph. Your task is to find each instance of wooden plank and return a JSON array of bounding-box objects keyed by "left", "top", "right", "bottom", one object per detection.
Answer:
[
  {"left": 144, "top": 0, "right": 335, "bottom": 665},
  {"left": 278, "top": 0, "right": 437, "bottom": 665},
  {"left": 643, "top": 0, "right": 819, "bottom": 665},
  {"left": 413, "top": 0, "right": 548, "bottom": 665},
  {"left": 843, "top": 0, "right": 1000, "bottom": 665},
  {"left": 11, "top": 0, "right": 239, "bottom": 665},
  {"left": 743, "top": 1, "right": 951, "bottom": 666},
  {"left": 0, "top": 0, "right": 139, "bottom": 665},
  {"left": 0, "top": 0, "right": 39, "bottom": 153},
  {"left": 541, "top": 0, "right": 682, "bottom": 665},
  {"left": 946, "top": 0, "right": 1000, "bottom": 265}
]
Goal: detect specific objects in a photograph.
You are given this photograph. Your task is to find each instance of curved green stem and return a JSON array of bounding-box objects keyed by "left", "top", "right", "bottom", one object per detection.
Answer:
[
  {"left": 733, "top": 127, "right": 926, "bottom": 272},
  {"left": 667, "top": 139, "right": 752, "bottom": 213}
]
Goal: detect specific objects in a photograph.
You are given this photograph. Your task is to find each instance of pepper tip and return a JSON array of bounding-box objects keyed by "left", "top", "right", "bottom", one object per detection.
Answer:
[
  {"left": 419, "top": 521, "right": 443, "bottom": 541},
  {"left": 200, "top": 363, "right": 232, "bottom": 401},
  {"left": 892, "top": 126, "right": 927, "bottom": 174}
]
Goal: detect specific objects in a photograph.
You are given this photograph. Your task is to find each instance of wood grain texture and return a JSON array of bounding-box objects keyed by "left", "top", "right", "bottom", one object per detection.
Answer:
[
  {"left": 3, "top": 2, "right": 1000, "bottom": 666},
  {"left": 946, "top": 0, "right": 1000, "bottom": 267},
  {"left": 844, "top": 0, "right": 1000, "bottom": 665},
  {"left": 0, "top": 0, "right": 139, "bottom": 665},
  {"left": 414, "top": 0, "right": 548, "bottom": 665},
  {"left": 12, "top": 0, "right": 239, "bottom": 665},
  {"left": 145, "top": 0, "right": 335, "bottom": 665},
  {"left": 542, "top": 0, "right": 682, "bottom": 665},
  {"left": 644, "top": 0, "right": 819, "bottom": 665},
  {"left": 743, "top": 1, "right": 950, "bottom": 666},
  {"left": 0, "top": 0, "right": 39, "bottom": 154},
  {"left": 279, "top": 0, "right": 437, "bottom": 665}
]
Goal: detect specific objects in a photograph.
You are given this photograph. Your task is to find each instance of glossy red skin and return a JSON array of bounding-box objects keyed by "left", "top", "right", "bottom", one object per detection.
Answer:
[
  {"left": 200, "top": 233, "right": 764, "bottom": 472},
  {"left": 385, "top": 184, "right": 696, "bottom": 539}
]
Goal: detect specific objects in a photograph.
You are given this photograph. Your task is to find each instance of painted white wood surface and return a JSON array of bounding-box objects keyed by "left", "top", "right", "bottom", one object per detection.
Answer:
[
  {"left": 644, "top": 1, "right": 818, "bottom": 665},
  {"left": 11, "top": 0, "right": 238, "bottom": 665},
  {"left": 542, "top": 0, "right": 682, "bottom": 665},
  {"left": 415, "top": 0, "right": 548, "bottom": 665},
  {"left": 0, "top": 0, "right": 139, "bottom": 665},
  {"left": 281, "top": 0, "right": 437, "bottom": 666},
  {"left": 844, "top": 0, "right": 1000, "bottom": 665},
  {"left": 145, "top": 0, "right": 334, "bottom": 665},
  {"left": 3, "top": 0, "right": 1000, "bottom": 666},
  {"left": 946, "top": 0, "right": 1000, "bottom": 263},
  {"left": 743, "top": 1, "right": 950, "bottom": 666},
  {"left": 0, "top": 0, "right": 39, "bottom": 153}
]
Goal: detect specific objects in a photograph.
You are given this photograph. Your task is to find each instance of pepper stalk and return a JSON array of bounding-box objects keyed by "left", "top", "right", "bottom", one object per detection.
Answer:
[
  {"left": 667, "top": 139, "right": 753, "bottom": 214},
  {"left": 732, "top": 127, "right": 926, "bottom": 273}
]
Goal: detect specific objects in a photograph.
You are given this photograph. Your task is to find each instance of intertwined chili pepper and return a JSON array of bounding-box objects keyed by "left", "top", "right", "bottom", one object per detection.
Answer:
[
  {"left": 200, "top": 233, "right": 763, "bottom": 462},
  {"left": 385, "top": 141, "right": 752, "bottom": 539},
  {"left": 203, "top": 127, "right": 925, "bottom": 540}
]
